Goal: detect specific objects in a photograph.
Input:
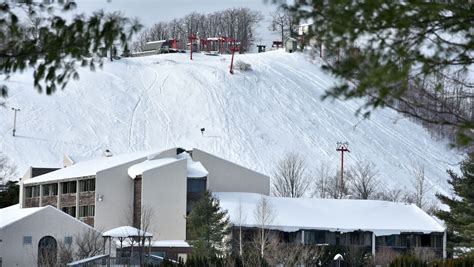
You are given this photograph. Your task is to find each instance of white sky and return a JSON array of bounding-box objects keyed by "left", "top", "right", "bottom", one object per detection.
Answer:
[{"left": 73, "top": 0, "right": 283, "bottom": 47}]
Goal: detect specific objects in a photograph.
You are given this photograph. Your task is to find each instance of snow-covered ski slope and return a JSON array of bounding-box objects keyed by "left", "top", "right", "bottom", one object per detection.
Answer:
[{"left": 1, "top": 50, "right": 463, "bottom": 195}]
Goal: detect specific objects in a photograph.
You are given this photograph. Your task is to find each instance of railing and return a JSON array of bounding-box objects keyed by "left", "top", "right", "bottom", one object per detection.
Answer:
[
  {"left": 67, "top": 254, "right": 170, "bottom": 266},
  {"left": 67, "top": 254, "right": 109, "bottom": 266}
]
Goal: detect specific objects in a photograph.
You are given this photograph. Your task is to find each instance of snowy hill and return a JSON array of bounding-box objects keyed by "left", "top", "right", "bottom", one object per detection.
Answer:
[{"left": 0, "top": 50, "right": 463, "bottom": 196}]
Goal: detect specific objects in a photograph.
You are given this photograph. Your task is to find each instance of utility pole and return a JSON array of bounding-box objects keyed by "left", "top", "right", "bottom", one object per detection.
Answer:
[
  {"left": 11, "top": 107, "right": 20, "bottom": 137},
  {"left": 336, "top": 142, "right": 350, "bottom": 197}
]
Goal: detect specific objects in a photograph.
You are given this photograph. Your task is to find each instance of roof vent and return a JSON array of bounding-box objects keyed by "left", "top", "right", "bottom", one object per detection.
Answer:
[{"left": 103, "top": 149, "right": 113, "bottom": 157}]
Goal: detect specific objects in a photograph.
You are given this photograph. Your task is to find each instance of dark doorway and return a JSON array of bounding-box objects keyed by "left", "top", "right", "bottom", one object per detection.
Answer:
[{"left": 38, "top": 236, "right": 57, "bottom": 267}]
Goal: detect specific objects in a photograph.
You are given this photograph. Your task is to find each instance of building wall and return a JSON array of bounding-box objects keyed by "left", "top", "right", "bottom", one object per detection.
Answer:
[
  {"left": 141, "top": 159, "right": 187, "bottom": 240},
  {"left": 94, "top": 157, "right": 147, "bottom": 232},
  {"left": 192, "top": 149, "right": 270, "bottom": 195},
  {"left": 0, "top": 207, "right": 94, "bottom": 267}
]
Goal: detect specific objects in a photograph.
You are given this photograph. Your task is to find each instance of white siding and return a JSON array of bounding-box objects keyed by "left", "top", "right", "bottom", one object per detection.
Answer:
[{"left": 192, "top": 148, "right": 270, "bottom": 195}]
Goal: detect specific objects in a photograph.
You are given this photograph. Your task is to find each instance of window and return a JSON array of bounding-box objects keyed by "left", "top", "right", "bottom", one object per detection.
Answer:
[
  {"left": 421, "top": 234, "right": 431, "bottom": 247},
  {"left": 23, "top": 236, "right": 32, "bottom": 245},
  {"left": 25, "top": 186, "right": 40, "bottom": 198},
  {"left": 61, "top": 206, "right": 76, "bottom": 217},
  {"left": 64, "top": 236, "right": 73, "bottom": 245},
  {"left": 187, "top": 179, "right": 206, "bottom": 193},
  {"left": 62, "top": 181, "right": 77, "bottom": 194},
  {"left": 79, "top": 179, "right": 95, "bottom": 192},
  {"left": 42, "top": 184, "right": 58, "bottom": 196},
  {"left": 304, "top": 230, "right": 326, "bottom": 245},
  {"left": 79, "top": 205, "right": 95, "bottom": 217}
]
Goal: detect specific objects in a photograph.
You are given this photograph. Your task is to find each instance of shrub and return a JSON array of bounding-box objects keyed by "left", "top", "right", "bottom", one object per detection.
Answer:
[{"left": 234, "top": 60, "right": 252, "bottom": 71}]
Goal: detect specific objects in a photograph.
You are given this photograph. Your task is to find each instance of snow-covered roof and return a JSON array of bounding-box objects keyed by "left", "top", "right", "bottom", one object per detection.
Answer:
[
  {"left": 24, "top": 150, "right": 159, "bottom": 185},
  {"left": 66, "top": 155, "right": 93, "bottom": 165},
  {"left": 215, "top": 192, "right": 445, "bottom": 236},
  {"left": 177, "top": 152, "right": 208, "bottom": 178},
  {"left": 103, "top": 226, "right": 153, "bottom": 238},
  {"left": 150, "top": 240, "right": 190, "bottom": 248},
  {"left": 0, "top": 206, "right": 46, "bottom": 229},
  {"left": 128, "top": 158, "right": 180, "bottom": 178},
  {"left": 146, "top": 40, "right": 167, "bottom": 45},
  {"left": 2, "top": 203, "right": 19, "bottom": 210}
]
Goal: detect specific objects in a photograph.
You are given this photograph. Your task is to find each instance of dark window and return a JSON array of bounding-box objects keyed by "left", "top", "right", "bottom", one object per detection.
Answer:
[
  {"left": 23, "top": 236, "right": 32, "bottom": 245},
  {"left": 61, "top": 206, "right": 76, "bottom": 217},
  {"left": 79, "top": 179, "right": 95, "bottom": 192},
  {"left": 62, "top": 181, "right": 77, "bottom": 194},
  {"left": 25, "top": 186, "right": 40, "bottom": 198},
  {"left": 64, "top": 236, "right": 73, "bottom": 245},
  {"left": 304, "top": 230, "right": 326, "bottom": 244},
  {"left": 79, "top": 205, "right": 95, "bottom": 217},
  {"left": 187, "top": 179, "right": 206, "bottom": 193},
  {"left": 421, "top": 234, "right": 431, "bottom": 247},
  {"left": 42, "top": 184, "right": 58, "bottom": 196},
  {"left": 386, "top": 235, "right": 396, "bottom": 246}
]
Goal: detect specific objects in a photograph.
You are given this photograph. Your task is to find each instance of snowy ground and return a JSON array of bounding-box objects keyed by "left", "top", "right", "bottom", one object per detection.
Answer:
[{"left": 0, "top": 50, "right": 463, "bottom": 196}]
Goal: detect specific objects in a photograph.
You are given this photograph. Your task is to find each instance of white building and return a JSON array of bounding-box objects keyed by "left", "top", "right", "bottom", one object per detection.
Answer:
[
  {"left": 0, "top": 205, "right": 95, "bottom": 267},
  {"left": 216, "top": 192, "right": 447, "bottom": 259},
  {"left": 19, "top": 147, "right": 270, "bottom": 244}
]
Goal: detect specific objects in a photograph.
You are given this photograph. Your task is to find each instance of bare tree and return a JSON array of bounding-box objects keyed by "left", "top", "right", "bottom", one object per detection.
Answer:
[
  {"left": 74, "top": 229, "right": 104, "bottom": 259},
  {"left": 312, "top": 163, "right": 333, "bottom": 198},
  {"left": 347, "top": 161, "right": 380, "bottom": 199},
  {"left": 272, "top": 152, "right": 311, "bottom": 198},
  {"left": 235, "top": 199, "right": 247, "bottom": 257},
  {"left": 269, "top": 8, "right": 296, "bottom": 42},
  {"left": 125, "top": 204, "right": 155, "bottom": 265},
  {"left": 253, "top": 196, "right": 276, "bottom": 259},
  {"left": 408, "top": 163, "right": 434, "bottom": 210},
  {"left": 133, "top": 8, "right": 262, "bottom": 53},
  {"left": 57, "top": 240, "right": 74, "bottom": 266},
  {"left": 377, "top": 187, "right": 404, "bottom": 202},
  {"left": 0, "top": 153, "right": 17, "bottom": 185}
]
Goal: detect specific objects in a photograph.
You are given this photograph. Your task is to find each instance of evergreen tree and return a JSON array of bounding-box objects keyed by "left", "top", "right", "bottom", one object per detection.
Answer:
[
  {"left": 187, "top": 191, "right": 231, "bottom": 258},
  {"left": 436, "top": 153, "right": 474, "bottom": 257},
  {"left": 0, "top": 181, "right": 19, "bottom": 208}
]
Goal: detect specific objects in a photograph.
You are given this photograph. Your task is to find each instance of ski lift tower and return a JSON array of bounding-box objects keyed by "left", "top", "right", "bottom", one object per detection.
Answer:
[
  {"left": 228, "top": 38, "right": 240, "bottom": 74},
  {"left": 336, "top": 142, "right": 350, "bottom": 196},
  {"left": 188, "top": 33, "right": 198, "bottom": 60}
]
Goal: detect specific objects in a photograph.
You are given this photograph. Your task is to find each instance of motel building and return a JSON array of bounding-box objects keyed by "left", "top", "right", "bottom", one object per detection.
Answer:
[{"left": 0, "top": 147, "right": 446, "bottom": 265}]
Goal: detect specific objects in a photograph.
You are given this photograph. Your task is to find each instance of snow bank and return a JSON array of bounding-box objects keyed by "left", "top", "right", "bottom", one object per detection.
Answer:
[{"left": 215, "top": 192, "right": 445, "bottom": 236}]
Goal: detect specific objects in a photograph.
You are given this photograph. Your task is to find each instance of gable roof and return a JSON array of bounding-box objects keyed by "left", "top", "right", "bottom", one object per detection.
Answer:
[
  {"left": 24, "top": 150, "right": 159, "bottom": 185},
  {"left": 0, "top": 206, "right": 47, "bottom": 229},
  {"left": 215, "top": 192, "right": 445, "bottom": 236}
]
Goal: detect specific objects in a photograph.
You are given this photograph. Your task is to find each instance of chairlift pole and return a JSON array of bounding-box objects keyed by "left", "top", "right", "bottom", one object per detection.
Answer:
[
  {"left": 11, "top": 107, "right": 20, "bottom": 137},
  {"left": 188, "top": 33, "right": 197, "bottom": 60},
  {"left": 230, "top": 41, "right": 239, "bottom": 74},
  {"left": 336, "top": 142, "right": 350, "bottom": 197}
]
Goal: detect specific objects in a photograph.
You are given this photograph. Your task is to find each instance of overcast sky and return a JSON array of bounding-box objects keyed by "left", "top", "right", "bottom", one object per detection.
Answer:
[{"left": 73, "top": 0, "right": 283, "bottom": 47}]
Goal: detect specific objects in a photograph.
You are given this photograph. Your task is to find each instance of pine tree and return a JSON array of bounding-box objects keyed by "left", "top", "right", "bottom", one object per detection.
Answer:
[
  {"left": 0, "top": 181, "right": 19, "bottom": 208},
  {"left": 436, "top": 153, "right": 474, "bottom": 257},
  {"left": 187, "top": 191, "right": 231, "bottom": 258}
]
